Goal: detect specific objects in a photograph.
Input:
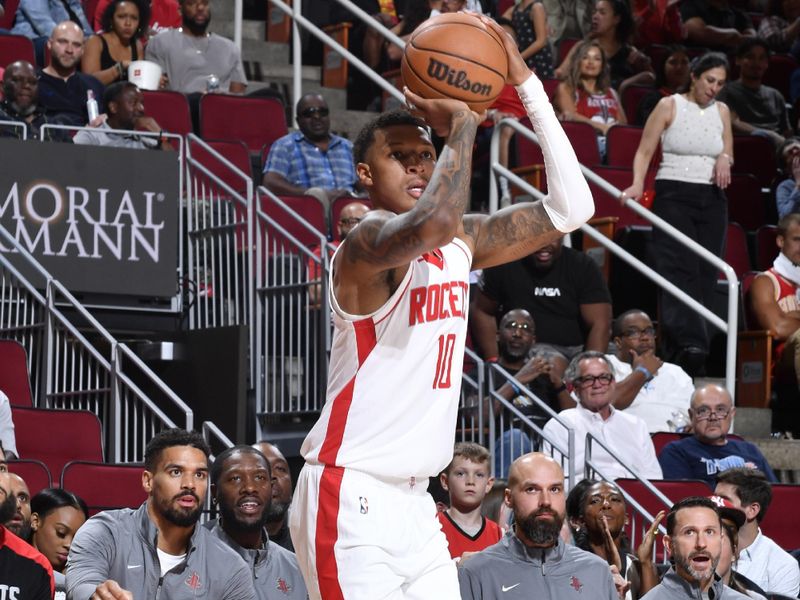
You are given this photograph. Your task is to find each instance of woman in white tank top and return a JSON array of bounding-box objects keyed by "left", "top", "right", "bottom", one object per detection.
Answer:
[{"left": 620, "top": 53, "right": 734, "bottom": 376}]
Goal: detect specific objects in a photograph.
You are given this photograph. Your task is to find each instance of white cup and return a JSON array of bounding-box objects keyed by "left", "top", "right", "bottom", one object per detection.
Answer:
[{"left": 128, "top": 60, "right": 162, "bottom": 90}]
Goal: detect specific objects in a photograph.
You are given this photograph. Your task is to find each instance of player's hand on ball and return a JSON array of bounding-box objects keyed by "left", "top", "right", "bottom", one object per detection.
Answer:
[
  {"left": 403, "top": 87, "right": 483, "bottom": 137},
  {"left": 476, "top": 15, "right": 530, "bottom": 87}
]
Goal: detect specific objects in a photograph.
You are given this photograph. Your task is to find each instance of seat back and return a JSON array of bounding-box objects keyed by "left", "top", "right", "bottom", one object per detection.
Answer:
[
  {"left": 562, "top": 121, "right": 602, "bottom": 167},
  {"left": 650, "top": 431, "right": 682, "bottom": 456},
  {"left": 0, "top": 339, "right": 33, "bottom": 406},
  {"left": 621, "top": 85, "right": 655, "bottom": 124},
  {"left": 763, "top": 54, "right": 797, "bottom": 101},
  {"left": 740, "top": 270, "right": 760, "bottom": 330},
  {"left": 61, "top": 460, "right": 147, "bottom": 515},
  {"left": 199, "top": 94, "right": 287, "bottom": 154},
  {"left": 189, "top": 137, "right": 253, "bottom": 195},
  {"left": 589, "top": 166, "right": 655, "bottom": 228},
  {"left": 12, "top": 407, "right": 104, "bottom": 479},
  {"left": 755, "top": 225, "right": 778, "bottom": 272},
  {"left": 733, "top": 136, "right": 778, "bottom": 189},
  {"left": 727, "top": 173, "right": 766, "bottom": 232},
  {"left": 722, "top": 221, "right": 751, "bottom": 279},
  {"left": 759, "top": 483, "right": 800, "bottom": 551},
  {"left": 142, "top": 90, "right": 193, "bottom": 138},
  {"left": 605, "top": 125, "right": 661, "bottom": 168},
  {"left": 259, "top": 194, "right": 327, "bottom": 253},
  {"left": 0, "top": 35, "right": 35, "bottom": 67},
  {"left": 0, "top": 0, "right": 20, "bottom": 29},
  {"left": 7, "top": 459, "right": 52, "bottom": 496},
  {"left": 558, "top": 37, "right": 580, "bottom": 64}
]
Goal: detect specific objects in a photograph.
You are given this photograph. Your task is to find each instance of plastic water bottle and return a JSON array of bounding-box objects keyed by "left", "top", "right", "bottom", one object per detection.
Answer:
[
  {"left": 667, "top": 410, "right": 689, "bottom": 433},
  {"left": 86, "top": 90, "right": 99, "bottom": 122}
]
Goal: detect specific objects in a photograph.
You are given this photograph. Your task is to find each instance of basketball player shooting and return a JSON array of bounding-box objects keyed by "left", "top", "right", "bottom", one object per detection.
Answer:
[{"left": 289, "top": 17, "right": 594, "bottom": 600}]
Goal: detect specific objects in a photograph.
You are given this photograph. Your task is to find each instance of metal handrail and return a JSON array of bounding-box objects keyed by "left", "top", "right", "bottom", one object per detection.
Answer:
[
  {"left": 489, "top": 118, "right": 738, "bottom": 399},
  {"left": 0, "top": 120, "right": 27, "bottom": 140},
  {"left": 202, "top": 420, "right": 235, "bottom": 459},
  {"left": 267, "top": 0, "right": 405, "bottom": 123}
]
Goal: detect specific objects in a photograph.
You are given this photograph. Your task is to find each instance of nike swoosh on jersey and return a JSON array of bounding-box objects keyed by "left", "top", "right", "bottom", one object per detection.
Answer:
[
  {"left": 502, "top": 583, "right": 521, "bottom": 592},
  {"left": 127, "top": 564, "right": 142, "bottom": 569}
]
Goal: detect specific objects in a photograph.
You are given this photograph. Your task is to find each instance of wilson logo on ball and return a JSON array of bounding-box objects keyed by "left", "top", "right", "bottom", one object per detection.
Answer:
[{"left": 426, "top": 58, "right": 492, "bottom": 97}]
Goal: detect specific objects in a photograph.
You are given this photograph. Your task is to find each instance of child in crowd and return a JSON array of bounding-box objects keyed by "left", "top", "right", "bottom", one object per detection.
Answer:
[{"left": 437, "top": 442, "right": 504, "bottom": 559}]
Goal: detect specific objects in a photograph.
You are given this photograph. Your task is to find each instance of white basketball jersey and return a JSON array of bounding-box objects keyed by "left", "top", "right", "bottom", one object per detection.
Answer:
[{"left": 301, "top": 238, "right": 473, "bottom": 480}]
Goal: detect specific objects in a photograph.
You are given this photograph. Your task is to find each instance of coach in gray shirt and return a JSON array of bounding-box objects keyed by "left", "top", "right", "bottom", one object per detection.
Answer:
[
  {"left": 66, "top": 429, "right": 256, "bottom": 600},
  {"left": 207, "top": 446, "right": 307, "bottom": 600},
  {"left": 458, "top": 453, "right": 618, "bottom": 600}
]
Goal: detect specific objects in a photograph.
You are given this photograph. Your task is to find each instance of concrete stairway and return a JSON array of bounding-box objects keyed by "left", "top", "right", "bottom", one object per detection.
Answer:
[{"left": 209, "top": 0, "right": 378, "bottom": 141}]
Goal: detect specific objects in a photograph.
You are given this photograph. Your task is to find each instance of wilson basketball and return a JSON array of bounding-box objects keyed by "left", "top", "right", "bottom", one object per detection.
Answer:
[{"left": 401, "top": 13, "right": 508, "bottom": 113}]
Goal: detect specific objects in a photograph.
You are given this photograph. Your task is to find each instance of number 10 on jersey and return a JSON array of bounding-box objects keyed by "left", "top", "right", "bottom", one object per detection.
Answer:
[{"left": 433, "top": 334, "right": 456, "bottom": 389}]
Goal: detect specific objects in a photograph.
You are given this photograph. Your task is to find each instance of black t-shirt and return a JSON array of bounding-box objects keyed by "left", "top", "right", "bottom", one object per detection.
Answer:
[
  {"left": 0, "top": 526, "right": 53, "bottom": 600},
  {"left": 37, "top": 70, "right": 105, "bottom": 128},
  {"left": 680, "top": 0, "right": 753, "bottom": 34},
  {"left": 478, "top": 247, "right": 611, "bottom": 347}
]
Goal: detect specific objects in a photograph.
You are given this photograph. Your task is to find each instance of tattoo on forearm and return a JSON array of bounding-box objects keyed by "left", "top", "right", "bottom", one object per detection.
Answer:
[{"left": 470, "top": 202, "right": 560, "bottom": 266}]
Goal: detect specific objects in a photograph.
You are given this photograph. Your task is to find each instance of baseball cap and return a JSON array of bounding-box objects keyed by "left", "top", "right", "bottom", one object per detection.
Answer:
[{"left": 708, "top": 495, "right": 746, "bottom": 528}]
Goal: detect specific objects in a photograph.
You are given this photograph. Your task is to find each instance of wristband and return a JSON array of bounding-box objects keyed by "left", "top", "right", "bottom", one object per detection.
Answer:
[
  {"left": 635, "top": 365, "right": 653, "bottom": 381},
  {"left": 486, "top": 356, "right": 498, "bottom": 363},
  {"left": 553, "top": 383, "right": 567, "bottom": 394}
]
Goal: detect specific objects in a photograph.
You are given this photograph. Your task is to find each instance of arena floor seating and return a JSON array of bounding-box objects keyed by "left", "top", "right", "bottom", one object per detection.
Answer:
[{"left": 61, "top": 460, "right": 147, "bottom": 515}]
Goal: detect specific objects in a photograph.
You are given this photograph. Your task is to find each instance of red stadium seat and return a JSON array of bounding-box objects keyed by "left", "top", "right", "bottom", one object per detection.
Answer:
[
  {"left": 763, "top": 54, "right": 797, "bottom": 101},
  {"left": 733, "top": 136, "right": 779, "bottom": 189},
  {"left": 259, "top": 194, "right": 327, "bottom": 253},
  {"left": 7, "top": 459, "right": 52, "bottom": 495},
  {"left": 621, "top": 85, "right": 655, "bottom": 124},
  {"left": 562, "top": 121, "right": 602, "bottom": 167},
  {"left": 142, "top": 90, "right": 193, "bottom": 138},
  {"left": 589, "top": 166, "right": 654, "bottom": 228},
  {"left": 759, "top": 483, "right": 800, "bottom": 551},
  {"left": 605, "top": 125, "right": 662, "bottom": 169},
  {"left": 61, "top": 460, "right": 146, "bottom": 515},
  {"left": 0, "top": 339, "right": 33, "bottom": 407},
  {"left": 0, "top": 0, "right": 20, "bottom": 29},
  {"left": 722, "top": 221, "right": 751, "bottom": 279},
  {"left": 558, "top": 38, "right": 580, "bottom": 65},
  {"left": 755, "top": 224, "right": 778, "bottom": 272},
  {"left": 541, "top": 78, "right": 559, "bottom": 100},
  {"left": 0, "top": 35, "right": 35, "bottom": 67},
  {"left": 199, "top": 94, "right": 287, "bottom": 155},
  {"left": 189, "top": 137, "right": 252, "bottom": 195},
  {"left": 727, "top": 173, "right": 767, "bottom": 232},
  {"left": 12, "top": 407, "right": 103, "bottom": 480}
]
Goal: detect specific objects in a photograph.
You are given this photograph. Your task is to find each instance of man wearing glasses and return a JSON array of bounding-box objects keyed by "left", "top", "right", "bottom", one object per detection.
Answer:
[
  {"left": 542, "top": 351, "right": 662, "bottom": 486},
  {"left": 262, "top": 93, "right": 359, "bottom": 209},
  {"left": 605, "top": 309, "right": 694, "bottom": 433},
  {"left": 659, "top": 384, "right": 777, "bottom": 487}
]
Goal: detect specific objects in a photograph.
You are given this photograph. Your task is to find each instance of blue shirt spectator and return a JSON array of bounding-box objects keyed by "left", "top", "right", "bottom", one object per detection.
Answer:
[
  {"left": 11, "top": 0, "right": 92, "bottom": 39},
  {"left": 262, "top": 93, "right": 357, "bottom": 207}
]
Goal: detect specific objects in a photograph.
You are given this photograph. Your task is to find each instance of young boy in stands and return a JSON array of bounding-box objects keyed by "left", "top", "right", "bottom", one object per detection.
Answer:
[{"left": 437, "top": 443, "right": 503, "bottom": 558}]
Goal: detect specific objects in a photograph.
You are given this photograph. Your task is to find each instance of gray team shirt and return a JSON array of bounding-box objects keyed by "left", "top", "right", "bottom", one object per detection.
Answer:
[
  {"left": 66, "top": 503, "right": 256, "bottom": 600},
  {"left": 205, "top": 520, "right": 308, "bottom": 600},
  {"left": 641, "top": 568, "right": 753, "bottom": 600},
  {"left": 458, "top": 533, "right": 618, "bottom": 600}
]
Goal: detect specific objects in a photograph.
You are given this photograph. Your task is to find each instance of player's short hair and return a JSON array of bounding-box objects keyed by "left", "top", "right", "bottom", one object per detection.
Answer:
[
  {"left": 210, "top": 445, "right": 270, "bottom": 486},
  {"left": 777, "top": 212, "right": 800, "bottom": 237},
  {"left": 444, "top": 442, "right": 491, "bottom": 474},
  {"left": 716, "top": 468, "right": 771, "bottom": 522},
  {"left": 665, "top": 496, "right": 720, "bottom": 535},
  {"left": 144, "top": 428, "right": 210, "bottom": 472},
  {"left": 352, "top": 110, "right": 429, "bottom": 165}
]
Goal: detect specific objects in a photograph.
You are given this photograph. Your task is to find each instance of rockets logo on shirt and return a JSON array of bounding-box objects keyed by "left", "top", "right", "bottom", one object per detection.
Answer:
[{"left": 408, "top": 281, "right": 469, "bottom": 325}]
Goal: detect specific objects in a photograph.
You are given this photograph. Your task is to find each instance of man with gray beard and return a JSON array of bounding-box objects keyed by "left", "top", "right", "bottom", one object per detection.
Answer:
[
  {"left": 458, "top": 453, "right": 618, "bottom": 600},
  {"left": 641, "top": 497, "right": 750, "bottom": 600}
]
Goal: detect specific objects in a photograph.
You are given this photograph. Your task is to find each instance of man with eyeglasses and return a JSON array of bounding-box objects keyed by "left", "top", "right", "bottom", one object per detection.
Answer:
[
  {"left": 659, "top": 384, "right": 777, "bottom": 487},
  {"left": 605, "top": 309, "right": 694, "bottom": 433},
  {"left": 262, "top": 93, "right": 359, "bottom": 209},
  {"left": 542, "top": 351, "right": 662, "bottom": 486}
]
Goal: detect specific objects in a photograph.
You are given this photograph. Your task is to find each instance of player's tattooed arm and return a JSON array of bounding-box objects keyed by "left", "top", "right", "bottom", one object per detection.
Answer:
[
  {"left": 462, "top": 202, "right": 562, "bottom": 270},
  {"left": 344, "top": 108, "right": 479, "bottom": 273}
]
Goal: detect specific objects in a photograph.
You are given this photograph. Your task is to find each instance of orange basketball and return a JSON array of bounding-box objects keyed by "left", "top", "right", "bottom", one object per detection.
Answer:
[{"left": 401, "top": 13, "right": 508, "bottom": 113}]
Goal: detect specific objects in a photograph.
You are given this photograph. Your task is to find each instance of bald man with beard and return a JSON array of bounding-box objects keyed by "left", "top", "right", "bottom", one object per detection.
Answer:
[{"left": 458, "top": 453, "right": 619, "bottom": 600}]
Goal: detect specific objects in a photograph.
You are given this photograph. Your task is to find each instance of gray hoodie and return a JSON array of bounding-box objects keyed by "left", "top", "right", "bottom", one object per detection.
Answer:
[
  {"left": 458, "top": 533, "right": 618, "bottom": 600},
  {"left": 205, "top": 519, "right": 308, "bottom": 600},
  {"left": 641, "top": 568, "right": 753, "bottom": 600},
  {"left": 66, "top": 503, "right": 256, "bottom": 600}
]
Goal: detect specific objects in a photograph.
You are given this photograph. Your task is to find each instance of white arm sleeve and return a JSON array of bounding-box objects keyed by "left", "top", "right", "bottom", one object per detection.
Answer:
[{"left": 515, "top": 74, "right": 594, "bottom": 232}]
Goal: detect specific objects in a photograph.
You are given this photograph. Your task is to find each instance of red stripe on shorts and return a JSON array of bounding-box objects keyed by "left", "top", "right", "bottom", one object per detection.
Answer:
[
  {"left": 318, "top": 317, "right": 376, "bottom": 465},
  {"left": 316, "top": 465, "right": 346, "bottom": 600}
]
